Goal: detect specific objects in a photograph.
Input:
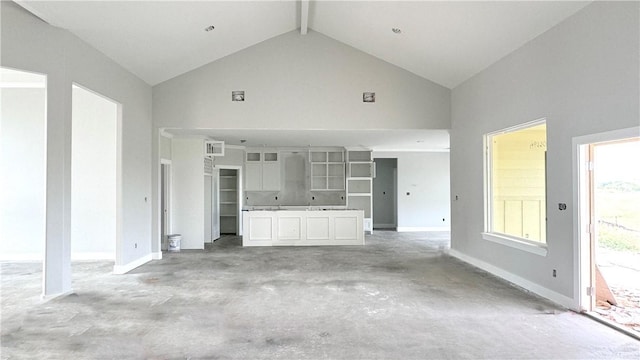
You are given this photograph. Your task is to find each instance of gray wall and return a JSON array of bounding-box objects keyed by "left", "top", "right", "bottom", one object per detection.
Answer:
[
  {"left": 160, "top": 135, "right": 172, "bottom": 161},
  {"left": 373, "top": 152, "right": 450, "bottom": 231},
  {"left": 153, "top": 30, "right": 450, "bottom": 131},
  {"left": 171, "top": 139, "right": 205, "bottom": 250},
  {"left": 450, "top": 1, "right": 639, "bottom": 305},
  {"left": 70, "top": 86, "right": 117, "bottom": 259},
  {"left": 2, "top": 1, "right": 152, "bottom": 294},
  {"left": 151, "top": 30, "right": 451, "bottom": 246}
]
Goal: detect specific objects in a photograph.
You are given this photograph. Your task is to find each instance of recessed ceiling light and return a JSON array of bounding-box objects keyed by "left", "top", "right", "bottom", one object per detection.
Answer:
[
  {"left": 204, "top": 25, "right": 215, "bottom": 32},
  {"left": 392, "top": 28, "right": 401, "bottom": 34}
]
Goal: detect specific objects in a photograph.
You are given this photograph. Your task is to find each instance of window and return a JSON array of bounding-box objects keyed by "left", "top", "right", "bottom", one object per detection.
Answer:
[{"left": 485, "top": 121, "right": 547, "bottom": 248}]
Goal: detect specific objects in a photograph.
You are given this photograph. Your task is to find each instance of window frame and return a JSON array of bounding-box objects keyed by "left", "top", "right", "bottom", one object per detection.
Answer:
[{"left": 483, "top": 118, "right": 548, "bottom": 256}]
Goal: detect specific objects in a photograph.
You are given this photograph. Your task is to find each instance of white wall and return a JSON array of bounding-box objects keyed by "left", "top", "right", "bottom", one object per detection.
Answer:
[
  {"left": 373, "top": 152, "right": 450, "bottom": 231},
  {"left": 0, "top": 83, "right": 46, "bottom": 260},
  {"left": 450, "top": 2, "right": 639, "bottom": 307},
  {"left": 70, "top": 86, "right": 117, "bottom": 259},
  {"left": 171, "top": 138, "right": 204, "bottom": 250},
  {"left": 2, "top": 2, "right": 152, "bottom": 295}
]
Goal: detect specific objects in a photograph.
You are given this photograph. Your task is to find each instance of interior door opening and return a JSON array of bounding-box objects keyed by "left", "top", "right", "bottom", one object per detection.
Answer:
[
  {"left": 579, "top": 136, "right": 640, "bottom": 336},
  {"left": 373, "top": 158, "right": 397, "bottom": 230},
  {"left": 204, "top": 161, "right": 220, "bottom": 243},
  {"left": 161, "top": 162, "right": 171, "bottom": 250},
  {"left": 219, "top": 168, "right": 240, "bottom": 235},
  {"left": 0, "top": 67, "right": 46, "bottom": 266}
]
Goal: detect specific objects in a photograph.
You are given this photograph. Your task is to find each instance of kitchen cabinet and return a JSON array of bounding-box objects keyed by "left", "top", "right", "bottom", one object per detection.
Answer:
[
  {"left": 310, "top": 150, "right": 345, "bottom": 191},
  {"left": 245, "top": 149, "right": 280, "bottom": 191}
]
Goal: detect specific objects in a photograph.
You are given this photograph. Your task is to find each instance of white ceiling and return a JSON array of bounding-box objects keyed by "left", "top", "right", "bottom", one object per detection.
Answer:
[
  {"left": 163, "top": 128, "right": 450, "bottom": 152},
  {"left": 18, "top": 1, "right": 590, "bottom": 88}
]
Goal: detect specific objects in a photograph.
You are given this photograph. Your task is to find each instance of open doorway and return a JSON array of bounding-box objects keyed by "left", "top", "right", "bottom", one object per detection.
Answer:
[
  {"left": 218, "top": 167, "right": 240, "bottom": 235},
  {"left": 70, "top": 84, "right": 118, "bottom": 263},
  {"left": 373, "top": 158, "right": 397, "bottom": 230},
  {"left": 161, "top": 160, "right": 172, "bottom": 250},
  {"left": 0, "top": 67, "right": 47, "bottom": 264},
  {"left": 577, "top": 131, "right": 640, "bottom": 336}
]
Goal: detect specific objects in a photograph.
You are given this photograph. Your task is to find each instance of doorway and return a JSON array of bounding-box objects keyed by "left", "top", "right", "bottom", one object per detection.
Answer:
[
  {"left": 70, "top": 84, "right": 118, "bottom": 261},
  {"left": 0, "top": 67, "right": 47, "bottom": 261},
  {"left": 161, "top": 161, "right": 172, "bottom": 250},
  {"left": 204, "top": 159, "right": 220, "bottom": 243},
  {"left": 373, "top": 158, "right": 397, "bottom": 230},
  {"left": 218, "top": 168, "right": 240, "bottom": 235},
  {"left": 576, "top": 130, "right": 640, "bottom": 336}
]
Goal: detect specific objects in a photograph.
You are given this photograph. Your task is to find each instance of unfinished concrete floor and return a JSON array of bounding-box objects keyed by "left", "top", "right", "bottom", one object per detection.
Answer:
[{"left": 2, "top": 232, "right": 639, "bottom": 359}]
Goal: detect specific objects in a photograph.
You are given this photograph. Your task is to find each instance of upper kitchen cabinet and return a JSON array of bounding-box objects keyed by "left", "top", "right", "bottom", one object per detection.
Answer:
[
  {"left": 245, "top": 149, "right": 281, "bottom": 191},
  {"left": 310, "top": 149, "right": 345, "bottom": 191}
]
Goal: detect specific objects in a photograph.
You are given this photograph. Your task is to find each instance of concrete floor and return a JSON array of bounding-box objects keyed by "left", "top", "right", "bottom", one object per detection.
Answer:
[{"left": 2, "top": 232, "right": 639, "bottom": 359}]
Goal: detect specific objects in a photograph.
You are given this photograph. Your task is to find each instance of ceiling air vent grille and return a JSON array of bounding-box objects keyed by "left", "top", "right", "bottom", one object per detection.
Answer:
[{"left": 204, "top": 140, "right": 224, "bottom": 157}]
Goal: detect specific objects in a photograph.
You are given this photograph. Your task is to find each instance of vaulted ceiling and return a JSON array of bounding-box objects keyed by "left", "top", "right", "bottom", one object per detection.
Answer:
[{"left": 17, "top": 1, "right": 590, "bottom": 88}]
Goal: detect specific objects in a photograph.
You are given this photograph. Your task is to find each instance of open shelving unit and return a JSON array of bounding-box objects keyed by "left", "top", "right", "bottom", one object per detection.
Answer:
[
  {"left": 310, "top": 150, "right": 345, "bottom": 191},
  {"left": 219, "top": 168, "right": 238, "bottom": 234},
  {"left": 346, "top": 150, "right": 374, "bottom": 233}
]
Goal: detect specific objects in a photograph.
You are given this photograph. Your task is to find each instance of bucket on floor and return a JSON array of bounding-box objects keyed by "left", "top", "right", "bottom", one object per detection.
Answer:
[{"left": 167, "top": 234, "right": 182, "bottom": 252}]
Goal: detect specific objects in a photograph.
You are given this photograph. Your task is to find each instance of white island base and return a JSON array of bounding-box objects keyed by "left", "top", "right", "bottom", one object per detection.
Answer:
[{"left": 242, "top": 209, "right": 364, "bottom": 246}]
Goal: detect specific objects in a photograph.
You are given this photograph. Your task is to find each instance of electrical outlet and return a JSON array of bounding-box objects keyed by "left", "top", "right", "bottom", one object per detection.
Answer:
[{"left": 552, "top": 269, "right": 557, "bottom": 277}]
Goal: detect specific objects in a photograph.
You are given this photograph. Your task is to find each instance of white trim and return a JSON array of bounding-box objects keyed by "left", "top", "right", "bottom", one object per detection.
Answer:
[
  {"left": 397, "top": 226, "right": 449, "bottom": 232},
  {"left": 482, "top": 232, "right": 548, "bottom": 256},
  {"left": 224, "top": 144, "right": 246, "bottom": 150},
  {"left": 41, "top": 290, "right": 74, "bottom": 302},
  {"left": 113, "top": 254, "right": 152, "bottom": 275},
  {"left": 160, "top": 158, "right": 172, "bottom": 165},
  {"left": 0, "top": 254, "right": 43, "bottom": 262},
  {"left": 159, "top": 129, "right": 174, "bottom": 138},
  {"left": 448, "top": 249, "right": 575, "bottom": 310},
  {"left": 484, "top": 118, "right": 547, "bottom": 240},
  {"left": 571, "top": 126, "right": 640, "bottom": 312},
  {"left": 70, "top": 252, "right": 115, "bottom": 261},
  {"left": 151, "top": 251, "right": 162, "bottom": 260}
]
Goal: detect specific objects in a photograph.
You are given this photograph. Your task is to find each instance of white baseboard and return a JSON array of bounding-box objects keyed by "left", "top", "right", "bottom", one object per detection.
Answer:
[
  {"left": 151, "top": 251, "right": 162, "bottom": 260},
  {"left": 113, "top": 254, "right": 152, "bottom": 275},
  {"left": 397, "top": 226, "right": 450, "bottom": 232},
  {"left": 71, "top": 252, "right": 115, "bottom": 261},
  {"left": 447, "top": 248, "right": 576, "bottom": 310},
  {"left": 41, "top": 289, "right": 74, "bottom": 302}
]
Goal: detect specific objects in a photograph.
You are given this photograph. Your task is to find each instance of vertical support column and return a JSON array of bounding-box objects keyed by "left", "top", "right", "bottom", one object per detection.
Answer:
[{"left": 42, "top": 76, "right": 72, "bottom": 299}]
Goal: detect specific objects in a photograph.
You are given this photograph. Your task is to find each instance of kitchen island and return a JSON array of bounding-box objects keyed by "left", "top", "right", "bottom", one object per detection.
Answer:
[{"left": 242, "top": 207, "right": 364, "bottom": 246}]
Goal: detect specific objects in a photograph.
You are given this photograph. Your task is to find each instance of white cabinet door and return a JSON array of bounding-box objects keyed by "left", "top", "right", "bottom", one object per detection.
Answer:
[
  {"left": 262, "top": 163, "right": 280, "bottom": 191},
  {"left": 245, "top": 163, "right": 262, "bottom": 191}
]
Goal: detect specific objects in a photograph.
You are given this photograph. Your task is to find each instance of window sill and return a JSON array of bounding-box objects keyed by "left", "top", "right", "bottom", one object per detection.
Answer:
[{"left": 481, "top": 232, "right": 548, "bottom": 256}]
